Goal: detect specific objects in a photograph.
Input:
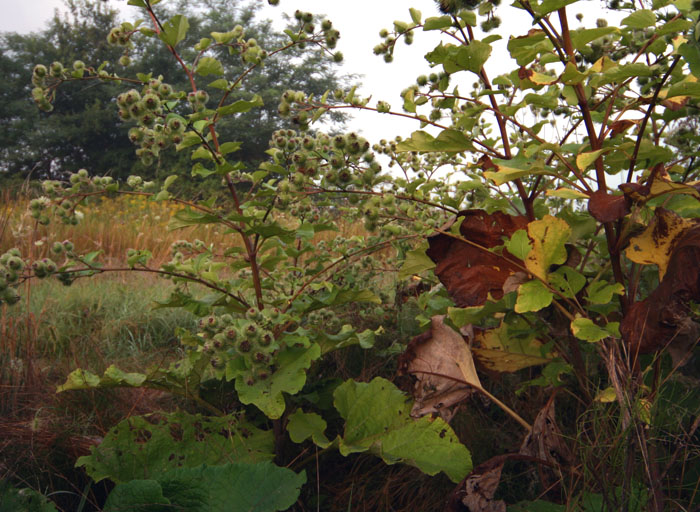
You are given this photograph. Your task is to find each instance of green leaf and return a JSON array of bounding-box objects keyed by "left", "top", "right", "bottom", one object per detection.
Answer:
[
  {"left": 396, "top": 129, "right": 473, "bottom": 153},
  {"left": 571, "top": 317, "right": 610, "bottom": 342},
  {"left": 586, "top": 281, "right": 625, "bottom": 304},
  {"left": 525, "top": 215, "right": 571, "bottom": 280},
  {"left": 621, "top": 9, "right": 656, "bottom": 28},
  {"left": 0, "top": 481, "right": 59, "bottom": 512},
  {"left": 569, "top": 27, "right": 618, "bottom": 51},
  {"left": 515, "top": 279, "right": 553, "bottom": 313},
  {"left": 104, "top": 462, "right": 305, "bottom": 512},
  {"left": 287, "top": 409, "right": 332, "bottom": 448},
  {"left": 77, "top": 412, "right": 274, "bottom": 483},
  {"left": 163, "top": 174, "right": 178, "bottom": 190},
  {"left": 656, "top": 18, "right": 691, "bottom": 36},
  {"left": 334, "top": 377, "right": 472, "bottom": 482},
  {"left": 423, "top": 16, "right": 452, "bottom": 30},
  {"left": 104, "top": 480, "right": 169, "bottom": 511},
  {"left": 455, "top": 40, "right": 492, "bottom": 73},
  {"left": 678, "top": 43, "right": 700, "bottom": 78},
  {"left": 425, "top": 41, "right": 491, "bottom": 74},
  {"left": 596, "top": 63, "right": 654, "bottom": 86},
  {"left": 505, "top": 229, "right": 532, "bottom": 260},
  {"left": 316, "top": 324, "right": 381, "bottom": 353},
  {"left": 666, "top": 81, "right": 700, "bottom": 99},
  {"left": 448, "top": 300, "right": 508, "bottom": 327},
  {"left": 507, "top": 30, "right": 552, "bottom": 66},
  {"left": 158, "top": 15, "right": 189, "bottom": 47},
  {"left": 459, "top": 11, "right": 477, "bottom": 26},
  {"left": 57, "top": 368, "right": 100, "bottom": 391},
  {"left": 211, "top": 30, "right": 238, "bottom": 44},
  {"left": 195, "top": 56, "right": 224, "bottom": 76},
  {"left": 217, "top": 95, "right": 264, "bottom": 116},
  {"left": 535, "top": 0, "right": 577, "bottom": 15},
  {"left": 176, "top": 132, "right": 202, "bottom": 151},
  {"left": 235, "top": 345, "right": 322, "bottom": 419},
  {"left": 409, "top": 8, "right": 422, "bottom": 24},
  {"left": 548, "top": 267, "right": 586, "bottom": 299},
  {"left": 208, "top": 78, "right": 229, "bottom": 90},
  {"left": 398, "top": 246, "right": 435, "bottom": 279},
  {"left": 484, "top": 157, "right": 547, "bottom": 185},
  {"left": 219, "top": 141, "right": 241, "bottom": 155},
  {"left": 168, "top": 209, "right": 221, "bottom": 231}
]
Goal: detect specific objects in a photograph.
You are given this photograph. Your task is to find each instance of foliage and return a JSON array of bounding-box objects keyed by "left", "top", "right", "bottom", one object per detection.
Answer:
[
  {"left": 103, "top": 461, "right": 306, "bottom": 512},
  {"left": 0, "top": 481, "right": 58, "bottom": 512},
  {"left": 0, "top": 0, "right": 349, "bottom": 183},
  {"left": 5, "top": 0, "right": 700, "bottom": 509}
]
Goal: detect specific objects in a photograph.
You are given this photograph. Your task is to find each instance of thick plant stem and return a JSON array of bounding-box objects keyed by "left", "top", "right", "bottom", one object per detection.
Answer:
[
  {"left": 144, "top": 0, "right": 264, "bottom": 310},
  {"left": 462, "top": 21, "right": 535, "bottom": 221},
  {"left": 558, "top": 8, "right": 627, "bottom": 307}
]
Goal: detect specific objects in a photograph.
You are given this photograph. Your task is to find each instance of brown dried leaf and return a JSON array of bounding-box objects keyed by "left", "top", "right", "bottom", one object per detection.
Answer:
[
  {"left": 588, "top": 190, "right": 630, "bottom": 223},
  {"left": 447, "top": 455, "right": 509, "bottom": 512},
  {"left": 502, "top": 271, "right": 529, "bottom": 295},
  {"left": 621, "top": 215, "right": 700, "bottom": 354},
  {"left": 520, "top": 395, "right": 572, "bottom": 467},
  {"left": 398, "top": 315, "right": 481, "bottom": 418},
  {"left": 609, "top": 119, "right": 638, "bottom": 137},
  {"left": 662, "top": 96, "right": 689, "bottom": 110},
  {"left": 477, "top": 154, "right": 497, "bottom": 172},
  {"left": 427, "top": 210, "right": 529, "bottom": 307},
  {"left": 518, "top": 66, "right": 532, "bottom": 81}
]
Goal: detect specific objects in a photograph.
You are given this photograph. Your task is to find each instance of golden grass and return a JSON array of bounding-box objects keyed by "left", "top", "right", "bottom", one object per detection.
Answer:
[{"left": 0, "top": 193, "right": 370, "bottom": 266}]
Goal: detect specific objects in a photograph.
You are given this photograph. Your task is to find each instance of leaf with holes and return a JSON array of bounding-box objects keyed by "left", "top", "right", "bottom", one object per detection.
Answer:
[
  {"left": 333, "top": 377, "right": 472, "bottom": 482},
  {"left": 76, "top": 411, "right": 274, "bottom": 483}
]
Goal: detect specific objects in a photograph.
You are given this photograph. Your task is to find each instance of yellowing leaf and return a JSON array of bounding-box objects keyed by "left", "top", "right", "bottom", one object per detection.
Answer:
[
  {"left": 472, "top": 323, "right": 552, "bottom": 373},
  {"left": 649, "top": 178, "right": 700, "bottom": 200},
  {"left": 590, "top": 56, "right": 616, "bottom": 73},
  {"left": 625, "top": 208, "right": 697, "bottom": 280},
  {"left": 525, "top": 215, "right": 571, "bottom": 280},
  {"left": 484, "top": 163, "right": 546, "bottom": 186},
  {"left": 528, "top": 70, "right": 558, "bottom": 85},
  {"left": 546, "top": 187, "right": 589, "bottom": 199},
  {"left": 595, "top": 386, "right": 617, "bottom": 403},
  {"left": 576, "top": 149, "right": 605, "bottom": 171}
]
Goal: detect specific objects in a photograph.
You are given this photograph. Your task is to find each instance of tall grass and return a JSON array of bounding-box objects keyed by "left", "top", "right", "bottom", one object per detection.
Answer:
[{"left": 1, "top": 193, "right": 371, "bottom": 266}]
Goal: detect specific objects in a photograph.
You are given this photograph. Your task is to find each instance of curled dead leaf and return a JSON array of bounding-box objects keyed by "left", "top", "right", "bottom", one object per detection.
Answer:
[
  {"left": 427, "top": 210, "right": 528, "bottom": 307},
  {"left": 588, "top": 190, "right": 630, "bottom": 223},
  {"left": 609, "top": 119, "right": 638, "bottom": 138},
  {"left": 477, "top": 154, "right": 497, "bottom": 172},
  {"left": 446, "top": 455, "right": 508, "bottom": 512},
  {"left": 519, "top": 394, "right": 572, "bottom": 468},
  {"left": 398, "top": 315, "right": 481, "bottom": 419},
  {"left": 518, "top": 67, "right": 532, "bottom": 81}
]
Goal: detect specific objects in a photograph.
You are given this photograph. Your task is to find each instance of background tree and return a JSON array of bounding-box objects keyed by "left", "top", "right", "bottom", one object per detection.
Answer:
[{"left": 0, "top": 0, "right": 350, "bottom": 187}]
